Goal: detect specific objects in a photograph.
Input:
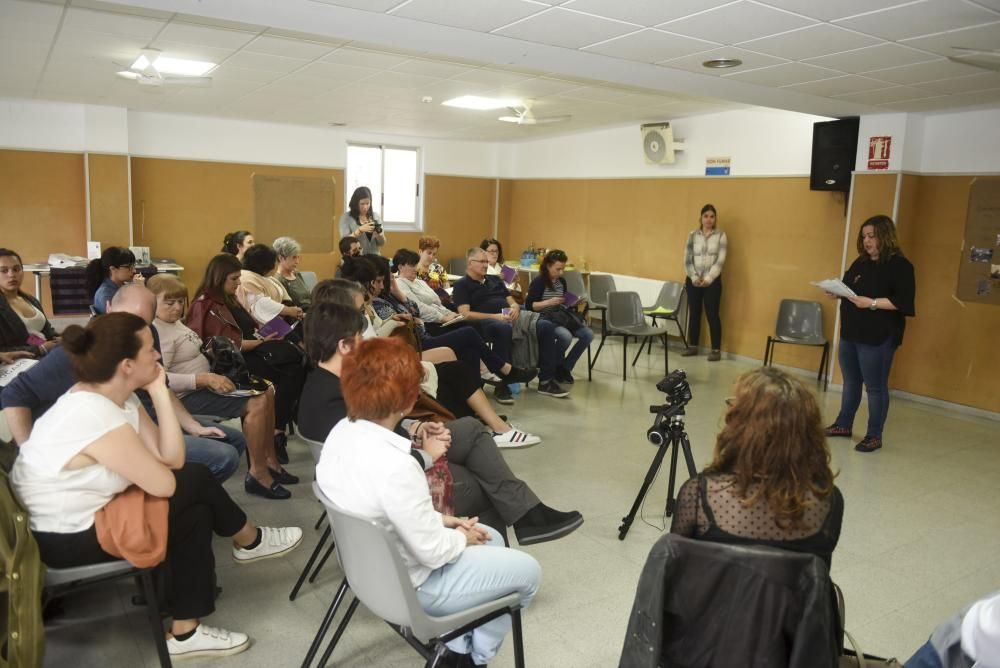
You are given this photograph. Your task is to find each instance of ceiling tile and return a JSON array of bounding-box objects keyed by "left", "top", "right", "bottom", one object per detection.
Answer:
[
  {"left": 52, "top": 30, "right": 148, "bottom": 60},
  {"left": 146, "top": 40, "right": 236, "bottom": 64},
  {"left": 243, "top": 35, "right": 334, "bottom": 60},
  {"left": 783, "top": 75, "right": 894, "bottom": 96},
  {"left": 835, "top": 0, "right": 1000, "bottom": 42},
  {"left": 222, "top": 51, "right": 310, "bottom": 74},
  {"left": 973, "top": 0, "right": 1000, "bottom": 10},
  {"left": 0, "top": 0, "right": 64, "bottom": 24},
  {"left": 660, "top": 47, "right": 787, "bottom": 77},
  {"left": 560, "top": 85, "right": 637, "bottom": 102},
  {"left": 833, "top": 85, "right": 938, "bottom": 104},
  {"left": 321, "top": 47, "right": 410, "bottom": 69},
  {"left": 864, "top": 58, "right": 987, "bottom": 85},
  {"left": 737, "top": 24, "right": 879, "bottom": 61},
  {"left": 900, "top": 22, "right": 1000, "bottom": 56},
  {"left": 417, "top": 78, "right": 496, "bottom": 99},
  {"left": 658, "top": 1, "right": 816, "bottom": 45},
  {"left": 752, "top": 0, "right": 918, "bottom": 22},
  {"left": 916, "top": 72, "right": 1000, "bottom": 94},
  {"left": 583, "top": 28, "right": 718, "bottom": 64},
  {"left": 877, "top": 95, "right": 954, "bottom": 112},
  {"left": 804, "top": 43, "right": 937, "bottom": 74},
  {"left": 450, "top": 68, "right": 532, "bottom": 87},
  {"left": 210, "top": 64, "right": 284, "bottom": 84},
  {"left": 297, "top": 61, "right": 380, "bottom": 82},
  {"left": 391, "top": 59, "right": 472, "bottom": 78},
  {"left": 493, "top": 7, "right": 637, "bottom": 49},
  {"left": 493, "top": 77, "right": 584, "bottom": 97},
  {"left": 563, "top": 0, "right": 733, "bottom": 27},
  {"left": 359, "top": 70, "right": 442, "bottom": 90},
  {"left": 311, "top": 0, "right": 408, "bottom": 12},
  {"left": 156, "top": 22, "right": 257, "bottom": 50},
  {"left": 62, "top": 6, "right": 165, "bottom": 40},
  {"left": 390, "top": 0, "right": 545, "bottom": 33},
  {"left": 724, "top": 61, "right": 843, "bottom": 86}
]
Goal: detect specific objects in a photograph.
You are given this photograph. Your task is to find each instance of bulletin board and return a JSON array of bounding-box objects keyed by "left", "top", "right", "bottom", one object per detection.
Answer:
[
  {"left": 956, "top": 179, "right": 1000, "bottom": 304},
  {"left": 252, "top": 174, "right": 336, "bottom": 253}
]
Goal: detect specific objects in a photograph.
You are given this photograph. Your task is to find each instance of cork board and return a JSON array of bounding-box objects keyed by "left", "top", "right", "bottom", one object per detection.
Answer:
[
  {"left": 252, "top": 173, "right": 336, "bottom": 254},
  {"left": 956, "top": 179, "right": 1000, "bottom": 304}
]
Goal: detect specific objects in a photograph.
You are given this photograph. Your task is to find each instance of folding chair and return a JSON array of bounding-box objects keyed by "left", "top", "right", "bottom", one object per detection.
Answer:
[
  {"left": 288, "top": 437, "right": 336, "bottom": 601},
  {"left": 764, "top": 299, "right": 830, "bottom": 390},
  {"left": 643, "top": 281, "right": 688, "bottom": 348},
  {"left": 606, "top": 291, "right": 670, "bottom": 381},
  {"left": 586, "top": 274, "right": 617, "bottom": 371}
]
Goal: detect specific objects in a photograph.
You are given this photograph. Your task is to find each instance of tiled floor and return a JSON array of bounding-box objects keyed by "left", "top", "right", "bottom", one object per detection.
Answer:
[{"left": 40, "top": 340, "right": 1000, "bottom": 666}]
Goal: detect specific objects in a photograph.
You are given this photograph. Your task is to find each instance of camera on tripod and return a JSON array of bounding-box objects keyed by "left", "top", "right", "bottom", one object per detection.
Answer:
[{"left": 647, "top": 369, "right": 692, "bottom": 446}]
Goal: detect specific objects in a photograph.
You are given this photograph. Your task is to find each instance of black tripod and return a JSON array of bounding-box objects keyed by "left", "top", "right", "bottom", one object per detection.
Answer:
[{"left": 618, "top": 402, "right": 698, "bottom": 540}]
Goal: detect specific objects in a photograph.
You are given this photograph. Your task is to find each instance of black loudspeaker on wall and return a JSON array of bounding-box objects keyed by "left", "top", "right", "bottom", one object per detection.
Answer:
[{"left": 810, "top": 117, "right": 860, "bottom": 192}]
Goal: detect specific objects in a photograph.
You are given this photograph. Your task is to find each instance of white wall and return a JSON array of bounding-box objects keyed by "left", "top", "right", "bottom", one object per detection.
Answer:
[
  {"left": 0, "top": 99, "right": 126, "bottom": 153},
  {"left": 498, "top": 107, "right": 833, "bottom": 179},
  {"left": 916, "top": 107, "right": 1000, "bottom": 174}
]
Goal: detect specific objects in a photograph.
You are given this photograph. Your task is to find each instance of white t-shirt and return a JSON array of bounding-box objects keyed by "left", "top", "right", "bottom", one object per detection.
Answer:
[{"left": 11, "top": 390, "right": 140, "bottom": 533}]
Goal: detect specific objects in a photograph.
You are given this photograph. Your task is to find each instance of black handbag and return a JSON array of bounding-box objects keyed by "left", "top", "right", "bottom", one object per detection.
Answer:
[
  {"left": 540, "top": 305, "right": 586, "bottom": 333},
  {"left": 201, "top": 336, "right": 254, "bottom": 389},
  {"left": 255, "top": 339, "right": 308, "bottom": 369}
]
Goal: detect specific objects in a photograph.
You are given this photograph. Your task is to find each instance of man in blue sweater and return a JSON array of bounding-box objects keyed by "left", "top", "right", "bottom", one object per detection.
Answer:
[{"left": 1, "top": 284, "right": 245, "bottom": 481}]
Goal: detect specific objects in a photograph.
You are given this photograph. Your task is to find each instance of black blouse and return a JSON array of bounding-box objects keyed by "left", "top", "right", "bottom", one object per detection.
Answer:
[{"left": 839, "top": 253, "right": 915, "bottom": 347}]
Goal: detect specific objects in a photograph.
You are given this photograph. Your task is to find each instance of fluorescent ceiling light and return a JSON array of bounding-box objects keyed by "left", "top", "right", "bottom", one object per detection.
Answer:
[
  {"left": 441, "top": 95, "right": 521, "bottom": 110},
  {"left": 130, "top": 54, "right": 215, "bottom": 76}
]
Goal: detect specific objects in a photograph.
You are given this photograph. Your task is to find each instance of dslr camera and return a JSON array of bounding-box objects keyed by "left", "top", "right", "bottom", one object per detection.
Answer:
[
  {"left": 655, "top": 369, "right": 692, "bottom": 409},
  {"left": 373, "top": 220, "right": 383, "bottom": 234}
]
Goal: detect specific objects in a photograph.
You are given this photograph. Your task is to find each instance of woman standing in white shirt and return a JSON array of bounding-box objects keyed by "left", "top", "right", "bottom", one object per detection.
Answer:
[
  {"left": 317, "top": 337, "right": 541, "bottom": 666},
  {"left": 11, "top": 313, "right": 302, "bottom": 659},
  {"left": 682, "top": 204, "right": 728, "bottom": 362}
]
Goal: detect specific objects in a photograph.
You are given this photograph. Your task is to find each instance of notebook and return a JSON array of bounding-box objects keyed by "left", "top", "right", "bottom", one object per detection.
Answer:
[
  {"left": 0, "top": 358, "right": 38, "bottom": 387},
  {"left": 500, "top": 265, "right": 518, "bottom": 284},
  {"left": 562, "top": 291, "right": 580, "bottom": 307},
  {"left": 256, "top": 316, "right": 298, "bottom": 340}
]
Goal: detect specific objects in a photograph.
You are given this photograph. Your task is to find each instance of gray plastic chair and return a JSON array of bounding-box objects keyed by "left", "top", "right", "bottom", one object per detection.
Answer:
[
  {"left": 300, "top": 271, "right": 318, "bottom": 293},
  {"left": 605, "top": 291, "right": 671, "bottom": 381},
  {"left": 586, "top": 273, "right": 617, "bottom": 371},
  {"left": 448, "top": 257, "right": 466, "bottom": 276},
  {"left": 764, "top": 299, "right": 830, "bottom": 390},
  {"left": 304, "top": 483, "right": 526, "bottom": 668},
  {"left": 289, "top": 436, "right": 335, "bottom": 602},
  {"left": 643, "top": 281, "right": 688, "bottom": 348},
  {"left": 556, "top": 270, "right": 593, "bottom": 381},
  {"left": 45, "top": 561, "right": 171, "bottom": 667}
]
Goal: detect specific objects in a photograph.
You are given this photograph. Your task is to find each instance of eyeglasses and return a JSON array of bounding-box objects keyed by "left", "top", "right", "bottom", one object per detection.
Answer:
[{"left": 469, "top": 259, "right": 488, "bottom": 264}]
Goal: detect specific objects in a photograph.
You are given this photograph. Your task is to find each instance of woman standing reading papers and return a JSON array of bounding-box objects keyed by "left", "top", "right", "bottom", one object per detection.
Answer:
[
  {"left": 682, "top": 204, "right": 727, "bottom": 361},
  {"left": 825, "top": 215, "right": 915, "bottom": 453}
]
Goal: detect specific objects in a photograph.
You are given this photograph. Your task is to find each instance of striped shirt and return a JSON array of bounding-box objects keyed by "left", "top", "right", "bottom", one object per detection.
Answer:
[
  {"left": 684, "top": 229, "right": 728, "bottom": 282},
  {"left": 539, "top": 280, "right": 564, "bottom": 311}
]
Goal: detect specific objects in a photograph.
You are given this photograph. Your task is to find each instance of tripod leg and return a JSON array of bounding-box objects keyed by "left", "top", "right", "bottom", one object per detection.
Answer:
[
  {"left": 618, "top": 437, "right": 671, "bottom": 540},
  {"left": 664, "top": 431, "right": 682, "bottom": 517},
  {"left": 679, "top": 431, "right": 697, "bottom": 478}
]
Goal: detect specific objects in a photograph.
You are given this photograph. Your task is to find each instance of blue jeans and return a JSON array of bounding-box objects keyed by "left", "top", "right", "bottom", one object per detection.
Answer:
[
  {"left": 835, "top": 337, "right": 897, "bottom": 439},
  {"left": 553, "top": 325, "right": 594, "bottom": 372},
  {"left": 905, "top": 640, "right": 942, "bottom": 668},
  {"left": 184, "top": 416, "right": 247, "bottom": 482},
  {"left": 477, "top": 318, "right": 567, "bottom": 382},
  {"left": 416, "top": 525, "right": 541, "bottom": 664}
]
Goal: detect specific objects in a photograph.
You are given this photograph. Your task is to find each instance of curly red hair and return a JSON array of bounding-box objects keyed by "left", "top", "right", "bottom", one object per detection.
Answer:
[{"left": 340, "top": 337, "right": 423, "bottom": 422}]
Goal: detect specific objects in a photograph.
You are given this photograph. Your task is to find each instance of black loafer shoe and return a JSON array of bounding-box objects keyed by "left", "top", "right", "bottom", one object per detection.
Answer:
[
  {"left": 244, "top": 473, "right": 291, "bottom": 500},
  {"left": 502, "top": 365, "right": 538, "bottom": 385},
  {"left": 268, "top": 466, "right": 300, "bottom": 485},
  {"left": 514, "top": 505, "right": 584, "bottom": 545},
  {"left": 494, "top": 384, "right": 515, "bottom": 405},
  {"left": 274, "top": 433, "right": 289, "bottom": 465}
]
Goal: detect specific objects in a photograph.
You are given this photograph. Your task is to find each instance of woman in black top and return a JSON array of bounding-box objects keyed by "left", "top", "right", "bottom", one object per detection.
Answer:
[
  {"left": 671, "top": 367, "right": 842, "bottom": 568},
  {"left": 825, "top": 215, "right": 915, "bottom": 453}
]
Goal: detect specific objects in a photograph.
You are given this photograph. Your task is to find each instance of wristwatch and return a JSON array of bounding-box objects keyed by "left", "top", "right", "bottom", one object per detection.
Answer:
[{"left": 869, "top": 299, "right": 878, "bottom": 311}]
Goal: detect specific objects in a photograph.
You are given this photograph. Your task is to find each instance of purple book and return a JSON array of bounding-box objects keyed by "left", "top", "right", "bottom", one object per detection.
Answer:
[
  {"left": 562, "top": 291, "right": 580, "bottom": 307},
  {"left": 256, "top": 316, "right": 297, "bottom": 340},
  {"left": 500, "top": 265, "right": 517, "bottom": 283}
]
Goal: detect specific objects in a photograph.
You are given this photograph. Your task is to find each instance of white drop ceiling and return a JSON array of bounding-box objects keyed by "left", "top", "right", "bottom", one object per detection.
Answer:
[{"left": 1, "top": 0, "right": 998, "bottom": 141}]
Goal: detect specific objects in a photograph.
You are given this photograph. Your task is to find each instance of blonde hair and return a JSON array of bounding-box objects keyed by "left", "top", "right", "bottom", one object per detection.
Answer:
[
  {"left": 706, "top": 367, "right": 835, "bottom": 529},
  {"left": 146, "top": 274, "right": 188, "bottom": 301}
]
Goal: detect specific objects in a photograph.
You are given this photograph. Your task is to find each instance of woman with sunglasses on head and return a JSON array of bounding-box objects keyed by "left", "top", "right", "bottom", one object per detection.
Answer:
[{"left": 526, "top": 249, "right": 593, "bottom": 386}]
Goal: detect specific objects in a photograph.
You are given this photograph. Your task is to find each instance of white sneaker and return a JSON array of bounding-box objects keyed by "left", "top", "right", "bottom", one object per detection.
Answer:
[
  {"left": 167, "top": 624, "right": 250, "bottom": 659},
  {"left": 480, "top": 371, "right": 503, "bottom": 385},
  {"left": 493, "top": 428, "right": 541, "bottom": 449},
  {"left": 232, "top": 526, "right": 303, "bottom": 564}
]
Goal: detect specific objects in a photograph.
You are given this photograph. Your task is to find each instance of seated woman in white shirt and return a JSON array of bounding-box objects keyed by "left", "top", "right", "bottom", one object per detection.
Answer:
[
  {"left": 393, "top": 248, "right": 462, "bottom": 333},
  {"left": 236, "top": 244, "right": 305, "bottom": 329},
  {"left": 11, "top": 313, "right": 302, "bottom": 659},
  {"left": 146, "top": 274, "right": 294, "bottom": 490},
  {"left": 317, "top": 336, "right": 541, "bottom": 666}
]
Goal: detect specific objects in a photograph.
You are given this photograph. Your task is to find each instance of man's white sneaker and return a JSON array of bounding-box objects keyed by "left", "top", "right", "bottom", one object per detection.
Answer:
[
  {"left": 166, "top": 624, "right": 250, "bottom": 659},
  {"left": 232, "top": 526, "right": 303, "bottom": 564},
  {"left": 493, "top": 428, "right": 541, "bottom": 449}
]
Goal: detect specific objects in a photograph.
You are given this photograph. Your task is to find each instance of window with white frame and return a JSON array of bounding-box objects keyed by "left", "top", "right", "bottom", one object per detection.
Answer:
[{"left": 345, "top": 143, "right": 422, "bottom": 231}]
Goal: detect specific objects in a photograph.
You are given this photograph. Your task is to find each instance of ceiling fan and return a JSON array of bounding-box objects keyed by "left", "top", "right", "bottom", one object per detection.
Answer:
[
  {"left": 498, "top": 100, "right": 571, "bottom": 126},
  {"left": 115, "top": 48, "right": 213, "bottom": 87},
  {"left": 947, "top": 46, "right": 1000, "bottom": 73}
]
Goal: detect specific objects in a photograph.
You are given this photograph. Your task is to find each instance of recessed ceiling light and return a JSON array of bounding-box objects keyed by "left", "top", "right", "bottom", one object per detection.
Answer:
[
  {"left": 130, "top": 53, "right": 215, "bottom": 76},
  {"left": 441, "top": 95, "right": 521, "bottom": 110},
  {"left": 702, "top": 58, "right": 743, "bottom": 69}
]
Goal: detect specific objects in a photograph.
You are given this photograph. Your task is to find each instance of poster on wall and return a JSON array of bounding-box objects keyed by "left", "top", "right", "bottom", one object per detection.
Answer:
[
  {"left": 956, "top": 178, "right": 1000, "bottom": 305},
  {"left": 705, "top": 156, "right": 731, "bottom": 176},
  {"left": 867, "top": 136, "right": 891, "bottom": 170}
]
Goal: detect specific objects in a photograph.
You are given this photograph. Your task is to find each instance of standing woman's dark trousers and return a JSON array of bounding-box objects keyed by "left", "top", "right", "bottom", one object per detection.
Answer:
[{"left": 685, "top": 276, "right": 722, "bottom": 350}]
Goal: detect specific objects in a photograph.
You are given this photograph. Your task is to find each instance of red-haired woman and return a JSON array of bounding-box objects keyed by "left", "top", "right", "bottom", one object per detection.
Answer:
[
  {"left": 670, "top": 367, "right": 843, "bottom": 568},
  {"left": 316, "top": 337, "right": 541, "bottom": 666}
]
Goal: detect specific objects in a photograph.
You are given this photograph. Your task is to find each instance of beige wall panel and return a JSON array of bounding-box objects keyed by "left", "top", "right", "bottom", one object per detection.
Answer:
[{"left": 88, "top": 153, "right": 131, "bottom": 248}]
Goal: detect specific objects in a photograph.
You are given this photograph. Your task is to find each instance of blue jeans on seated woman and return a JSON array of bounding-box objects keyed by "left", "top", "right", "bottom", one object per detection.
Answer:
[
  {"left": 416, "top": 525, "right": 540, "bottom": 665},
  {"left": 834, "top": 336, "right": 897, "bottom": 439},
  {"left": 184, "top": 416, "right": 247, "bottom": 482},
  {"left": 553, "top": 324, "right": 594, "bottom": 372}
]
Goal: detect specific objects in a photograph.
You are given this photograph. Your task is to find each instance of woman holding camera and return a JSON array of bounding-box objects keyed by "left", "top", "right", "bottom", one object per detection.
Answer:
[
  {"left": 670, "top": 367, "right": 842, "bottom": 568},
  {"left": 339, "top": 186, "right": 385, "bottom": 255},
  {"left": 824, "top": 215, "right": 915, "bottom": 454}
]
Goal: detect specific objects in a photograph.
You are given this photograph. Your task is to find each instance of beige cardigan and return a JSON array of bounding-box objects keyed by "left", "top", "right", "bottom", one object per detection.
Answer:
[{"left": 237, "top": 270, "right": 291, "bottom": 324}]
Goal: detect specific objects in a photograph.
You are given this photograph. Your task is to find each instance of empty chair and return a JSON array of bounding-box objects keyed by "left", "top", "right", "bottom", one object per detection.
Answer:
[
  {"left": 764, "top": 299, "right": 830, "bottom": 389},
  {"left": 300, "top": 271, "right": 318, "bottom": 293},
  {"left": 586, "top": 273, "right": 616, "bottom": 370},
  {"left": 448, "top": 257, "right": 466, "bottom": 276},
  {"left": 303, "top": 483, "right": 526, "bottom": 668},
  {"left": 643, "top": 281, "right": 688, "bottom": 347},
  {"left": 605, "top": 291, "right": 671, "bottom": 381}
]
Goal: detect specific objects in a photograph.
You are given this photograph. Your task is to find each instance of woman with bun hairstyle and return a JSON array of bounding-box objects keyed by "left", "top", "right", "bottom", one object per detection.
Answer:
[
  {"left": 221, "top": 230, "right": 254, "bottom": 263},
  {"left": 87, "top": 247, "right": 139, "bottom": 315},
  {"left": 10, "top": 312, "right": 303, "bottom": 659}
]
